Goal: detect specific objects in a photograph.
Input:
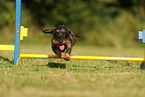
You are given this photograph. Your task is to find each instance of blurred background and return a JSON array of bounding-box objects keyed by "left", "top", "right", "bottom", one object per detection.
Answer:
[{"left": 0, "top": 0, "right": 145, "bottom": 47}]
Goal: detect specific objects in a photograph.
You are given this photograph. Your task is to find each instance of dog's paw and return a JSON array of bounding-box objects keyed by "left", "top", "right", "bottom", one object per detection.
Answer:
[
  {"left": 61, "top": 53, "right": 71, "bottom": 61},
  {"left": 64, "top": 53, "right": 71, "bottom": 61}
]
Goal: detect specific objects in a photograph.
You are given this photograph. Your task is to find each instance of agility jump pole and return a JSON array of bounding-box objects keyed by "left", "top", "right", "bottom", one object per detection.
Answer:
[
  {"left": 14, "top": 0, "right": 21, "bottom": 65},
  {"left": 20, "top": 54, "right": 144, "bottom": 61},
  {"left": 14, "top": 0, "right": 145, "bottom": 65}
]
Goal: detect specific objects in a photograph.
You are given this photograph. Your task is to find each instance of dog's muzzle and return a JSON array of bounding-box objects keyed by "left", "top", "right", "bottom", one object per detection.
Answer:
[{"left": 59, "top": 36, "right": 63, "bottom": 44}]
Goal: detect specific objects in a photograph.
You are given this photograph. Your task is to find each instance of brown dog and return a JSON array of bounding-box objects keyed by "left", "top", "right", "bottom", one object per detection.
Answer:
[{"left": 41, "top": 25, "right": 80, "bottom": 61}]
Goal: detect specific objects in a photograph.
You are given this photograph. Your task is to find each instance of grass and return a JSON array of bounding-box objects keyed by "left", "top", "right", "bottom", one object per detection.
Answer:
[{"left": 0, "top": 43, "right": 145, "bottom": 97}]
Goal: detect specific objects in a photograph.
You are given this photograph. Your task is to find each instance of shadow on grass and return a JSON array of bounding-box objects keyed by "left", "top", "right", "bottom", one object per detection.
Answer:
[
  {"left": 47, "top": 62, "right": 66, "bottom": 69},
  {"left": 0, "top": 56, "right": 14, "bottom": 64}
]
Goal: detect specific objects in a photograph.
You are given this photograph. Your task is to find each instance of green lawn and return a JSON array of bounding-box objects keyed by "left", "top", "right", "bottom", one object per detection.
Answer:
[{"left": 0, "top": 44, "right": 145, "bottom": 97}]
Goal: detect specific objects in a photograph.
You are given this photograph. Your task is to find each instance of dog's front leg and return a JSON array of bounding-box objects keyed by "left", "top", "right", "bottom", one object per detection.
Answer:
[
  {"left": 53, "top": 47, "right": 68, "bottom": 60},
  {"left": 53, "top": 49, "right": 67, "bottom": 59},
  {"left": 63, "top": 44, "right": 71, "bottom": 61},
  {"left": 62, "top": 52, "right": 70, "bottom": 61}
]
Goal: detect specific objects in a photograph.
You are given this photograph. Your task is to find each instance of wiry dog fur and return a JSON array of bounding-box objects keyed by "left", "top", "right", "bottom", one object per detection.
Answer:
[{"left": 41, "top": 25, "right": 80, "bottom": 61}]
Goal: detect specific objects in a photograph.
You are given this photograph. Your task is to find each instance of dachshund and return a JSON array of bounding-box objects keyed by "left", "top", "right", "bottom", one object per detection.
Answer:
[{"left": 41, "top": 25, "right": 80, "bottom": 61}]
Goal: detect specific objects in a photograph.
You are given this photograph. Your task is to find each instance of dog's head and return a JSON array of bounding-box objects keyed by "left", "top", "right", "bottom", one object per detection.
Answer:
[{"left": 41, "top": 25, "right": 80, "bottom": 44}]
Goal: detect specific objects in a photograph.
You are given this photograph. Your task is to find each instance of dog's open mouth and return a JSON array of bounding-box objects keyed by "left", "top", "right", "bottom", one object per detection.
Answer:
[{"left": 59, "top": 45, "right": 65, "bottom": 51}]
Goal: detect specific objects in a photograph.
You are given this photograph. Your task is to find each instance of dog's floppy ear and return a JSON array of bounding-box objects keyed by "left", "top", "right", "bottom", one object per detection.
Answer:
[
  {"left": 41, "top": 28, "right": 54, "bottom": 34},
  {"left": 68, "top": 29, "right": 80, "bottom": 38},
  {"left": 74, "top": 33, "right": 80, "bottom": 38}
]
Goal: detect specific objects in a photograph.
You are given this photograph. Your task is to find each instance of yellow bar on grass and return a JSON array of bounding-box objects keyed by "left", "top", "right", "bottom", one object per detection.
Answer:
[
  {"left": 0, "top": 45, "right": 14, "bottom": 51},
  {"left": 20, "top": 54, "right": 144, "bottom": 61}
]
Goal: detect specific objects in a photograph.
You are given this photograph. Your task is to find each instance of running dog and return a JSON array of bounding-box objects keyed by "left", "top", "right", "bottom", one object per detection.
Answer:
[{"left": 41, "top": 25, "right": 80, "bottom": 61}]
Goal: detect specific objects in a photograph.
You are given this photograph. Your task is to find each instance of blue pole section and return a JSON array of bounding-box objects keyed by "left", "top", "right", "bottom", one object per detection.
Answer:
[{"left": 14, "top": 0, "right": 21, "bottom": 65}]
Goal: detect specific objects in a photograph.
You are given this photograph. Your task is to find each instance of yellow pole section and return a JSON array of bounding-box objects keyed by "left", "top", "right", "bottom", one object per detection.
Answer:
[
  {"left": 71, "top": 55, "right": 143, "bottom": 61},
  {"left": 20, "top": 54, "right": 143, "bottom": 61},
  {"left": 0, "top": 45, "right": 14, "bottom": 51},
  {"left": 20, "top": 54, "right": 58, "bottom": 58}
]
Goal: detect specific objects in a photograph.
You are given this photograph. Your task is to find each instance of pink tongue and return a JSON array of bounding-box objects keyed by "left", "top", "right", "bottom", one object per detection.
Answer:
[{"left": 59, "top": 45, "right": 65, "bottom": 50}]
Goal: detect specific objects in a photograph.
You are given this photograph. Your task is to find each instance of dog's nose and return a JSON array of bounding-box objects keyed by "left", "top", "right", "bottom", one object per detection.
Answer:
[{"left": 59, "top": 40, "right": 63, "bottom": 44}]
